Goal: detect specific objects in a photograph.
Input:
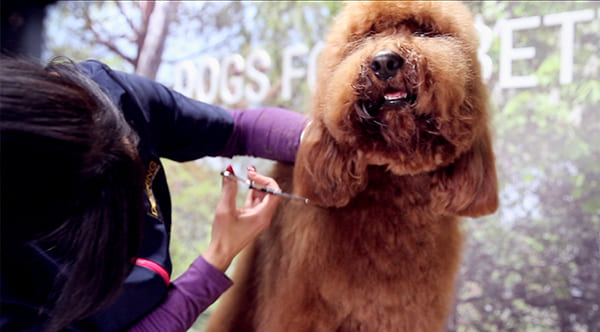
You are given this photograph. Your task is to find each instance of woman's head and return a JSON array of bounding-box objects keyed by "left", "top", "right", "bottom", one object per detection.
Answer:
[{"left": 0, "top": 57, "right": 145, "bottom": 331}]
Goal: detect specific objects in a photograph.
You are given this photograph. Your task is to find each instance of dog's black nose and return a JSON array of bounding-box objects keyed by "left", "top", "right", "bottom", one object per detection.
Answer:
[{"left": 370, "top": 50, "right": 404, "bottom": 81}]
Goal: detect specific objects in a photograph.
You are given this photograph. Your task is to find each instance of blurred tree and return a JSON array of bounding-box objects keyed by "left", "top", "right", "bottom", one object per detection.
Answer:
[
  {"left": 46, "top": 0, "right": 178, "bottom": 79},
  {"left": 245, "top": 1, "right": 343, "bottom": 112},
  {"left": 134, "top": 1, "right": 179, "bottom": 79},
  {"left": 452, "top": 2, "right": 600, "bottom": 331},
  {"left": 82, "top": 1, "right": 180, "bottom": 79}
]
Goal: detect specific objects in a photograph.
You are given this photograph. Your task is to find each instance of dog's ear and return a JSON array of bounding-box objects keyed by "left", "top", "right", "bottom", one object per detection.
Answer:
[
  {"left": 293, "top": 122, "right": 368, "bottom": 208},
  {"left": 431, "top": 130, "right": 498, "bottom": 218}
]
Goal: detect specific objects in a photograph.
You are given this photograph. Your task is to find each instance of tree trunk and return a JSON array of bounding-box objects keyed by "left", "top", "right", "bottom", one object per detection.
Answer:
[{"left": 135, "top": 1, "right": 179, "bottom": 79}]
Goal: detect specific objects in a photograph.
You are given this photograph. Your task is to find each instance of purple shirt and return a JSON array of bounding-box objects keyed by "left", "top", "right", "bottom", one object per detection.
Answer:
[
  {"left": 223, "top": 108, "right": 307, "bottom": 163},
  {"left": 126, "top": 107, "right": 305, "bottom": 331},
  {"left": 128, "top": 256, "right": 233, "bottom": 331},
  {"left": 82, "top": 60, "right": 307, "bottom": 330}
]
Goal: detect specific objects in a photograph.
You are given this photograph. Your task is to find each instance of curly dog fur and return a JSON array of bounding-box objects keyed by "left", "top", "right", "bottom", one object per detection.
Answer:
[{"left": 207, "top": 1, "right": 498, "bottom": 331}]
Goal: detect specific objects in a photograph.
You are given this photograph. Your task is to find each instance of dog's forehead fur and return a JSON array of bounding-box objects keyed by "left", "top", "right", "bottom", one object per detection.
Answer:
[
  {"left": 335, "top": 1, "right": 477, "bottom": 45},
  {"left": 320, "top": 1, "right": 480, "bottom": 73}
]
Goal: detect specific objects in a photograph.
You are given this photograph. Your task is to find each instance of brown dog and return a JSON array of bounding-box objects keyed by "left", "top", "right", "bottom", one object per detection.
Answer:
[{"left": 206, "top": 1, "right": 498, "bottom": 331}]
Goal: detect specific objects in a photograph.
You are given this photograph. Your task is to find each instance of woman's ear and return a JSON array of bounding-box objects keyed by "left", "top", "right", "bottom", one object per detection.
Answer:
[
  {"left": 292, "top": 122, "right": 368, "bottom": 208},
  {"left": 431, "top": 130, "right": 498, "bottom": 218}
]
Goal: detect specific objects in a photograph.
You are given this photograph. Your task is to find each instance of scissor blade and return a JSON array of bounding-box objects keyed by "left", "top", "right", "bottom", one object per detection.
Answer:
[{"left": 220, "top": 170, "right": 310, "bottom": 204}]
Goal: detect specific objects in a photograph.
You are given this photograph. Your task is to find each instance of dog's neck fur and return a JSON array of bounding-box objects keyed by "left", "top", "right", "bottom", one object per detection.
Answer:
[
  {"left": 363, "top": 166, "right": 432, "bottom": 205},
  {"left": 326, "top": 166, "right": 436, "bottom": 217}
]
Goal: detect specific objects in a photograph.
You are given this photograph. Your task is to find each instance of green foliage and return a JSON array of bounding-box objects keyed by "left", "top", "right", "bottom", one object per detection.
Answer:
[{"left": 162, "top": 159, "right": 220, "bottom": 279}]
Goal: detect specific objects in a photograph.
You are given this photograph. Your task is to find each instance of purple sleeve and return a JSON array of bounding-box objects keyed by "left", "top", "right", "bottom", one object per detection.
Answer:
[
  {"left": 221, "top": 108, "right": 307, "bottom": 163},
  {"left": 127, "top": 256, "right": 233, "bottom": 332}
]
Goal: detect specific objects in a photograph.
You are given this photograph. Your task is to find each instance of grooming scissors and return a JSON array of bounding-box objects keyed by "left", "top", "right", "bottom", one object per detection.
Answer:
[{"left": 220, "top": 169, "right": 311, "bottom": 205}]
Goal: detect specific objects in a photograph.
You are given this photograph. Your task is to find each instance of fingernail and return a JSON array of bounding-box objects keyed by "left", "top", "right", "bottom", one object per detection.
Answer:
[
  {"left": 226, "top": 165, "right": 235, "bottom": 175},
  {"left": 247, "top": 165, "right": 256, "bottom": 172}
]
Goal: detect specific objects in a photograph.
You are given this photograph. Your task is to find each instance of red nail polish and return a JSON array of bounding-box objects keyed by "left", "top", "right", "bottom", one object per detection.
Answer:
[{"left": 226, "top": 165, "right": 235, "bottom": 175}]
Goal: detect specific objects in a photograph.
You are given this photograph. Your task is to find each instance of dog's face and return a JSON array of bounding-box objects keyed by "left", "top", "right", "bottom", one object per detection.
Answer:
[
  {"left": 317, "top": 1, "right": 484, "bottom": 174},
  {"left": 295, "top": 1, "right": 498, "bottom": 215}
]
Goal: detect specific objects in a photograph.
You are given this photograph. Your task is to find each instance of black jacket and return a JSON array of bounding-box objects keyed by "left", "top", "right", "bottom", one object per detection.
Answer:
[{"left": 1, "top": 60, "right": 236, "bottom": 331}]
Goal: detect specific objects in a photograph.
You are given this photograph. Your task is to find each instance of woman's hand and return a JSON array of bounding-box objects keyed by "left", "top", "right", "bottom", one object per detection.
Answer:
[{"left": 202, "top": 166, "right": 281, "bottom": 272}]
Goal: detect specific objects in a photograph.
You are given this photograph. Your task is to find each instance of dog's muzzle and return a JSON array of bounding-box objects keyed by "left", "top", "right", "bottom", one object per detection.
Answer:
[
  {"left": 353, "top": 49, "right": 419, "bottom": 135},
  {"left": 357, "top": 50, "right": 415, "bottom": 116}
]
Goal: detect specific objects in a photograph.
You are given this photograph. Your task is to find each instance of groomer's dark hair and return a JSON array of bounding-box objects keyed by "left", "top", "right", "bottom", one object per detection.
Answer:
[{"left": 0, "top": 57, "right": 145, "bottom": 332}]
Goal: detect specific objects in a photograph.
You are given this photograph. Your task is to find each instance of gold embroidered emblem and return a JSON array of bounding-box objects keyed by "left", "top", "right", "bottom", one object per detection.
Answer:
[{"left": 145, "top": 160, "right": 161, "bottom": 219}]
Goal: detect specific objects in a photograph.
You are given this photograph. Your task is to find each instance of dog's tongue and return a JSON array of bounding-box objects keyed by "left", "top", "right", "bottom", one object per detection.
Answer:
[{"left": 384, "top": 90, "right": 408, "bottom": 101}]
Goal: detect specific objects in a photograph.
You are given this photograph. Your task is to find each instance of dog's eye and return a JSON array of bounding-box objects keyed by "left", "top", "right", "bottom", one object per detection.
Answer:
[
  {"left": 413, "top": 28, "right": 430, "bottom": 37},
  {"left": 412, "top": 25, "right": 438, "bottom": 37},
  {"left": 402, "top": 18, "right": 438, "bottom": 38}
]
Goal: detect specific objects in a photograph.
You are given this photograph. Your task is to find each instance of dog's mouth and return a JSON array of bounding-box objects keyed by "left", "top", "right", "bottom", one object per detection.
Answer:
[
  {"left": 383, "top": 89, "right": 417, "bottom": 107},
  {"left": 383, "top": 90, "right": 410, "bottom": 103},
  {"left": 356, "top": 88, "right": 417, "bottom": 121}
]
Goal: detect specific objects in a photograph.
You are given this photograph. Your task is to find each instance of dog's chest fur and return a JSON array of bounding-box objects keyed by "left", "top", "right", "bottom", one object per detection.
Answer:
[{"left": 256, "top": 164, "right": 463, "bottom": 330}]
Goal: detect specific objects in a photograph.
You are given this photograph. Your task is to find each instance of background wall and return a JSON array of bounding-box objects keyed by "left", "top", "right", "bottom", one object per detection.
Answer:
[{"left": 42, "top": 1, "right": 599, "bottom": 331}]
